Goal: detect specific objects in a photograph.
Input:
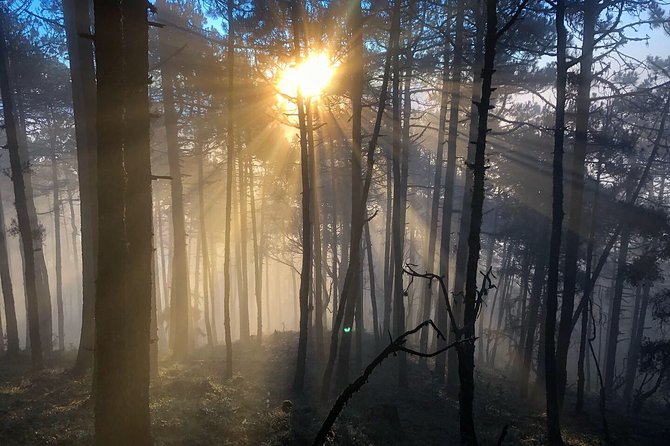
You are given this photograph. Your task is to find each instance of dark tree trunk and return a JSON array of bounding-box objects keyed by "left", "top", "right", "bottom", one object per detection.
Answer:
[
  {"left": 307, "top": 102, "right": 324, "bottom": 357},
  {"left": 576, "top": 162, "right": 602, "bottom": 412},
  {"left": 322, "top": 0, "right": 396, "bottom": 399},
  {"left": 391, "top": 14, "right": 412, "bottom": 387},
  {"left": 333, "top": 0, "right": 364, "bottom": 392},
  {"left": 292, "top": 0, "right": 313, "bottom": 393},
  {"left": 92, "top": 0, "right": 152, "bottom": 442},
  {"left": 545, "top": 0, "right": 567, "bottom": 443},
  {"left": 556, "top": 0, "right": 598, "bottom": 411},
  {"left": 623, "top": 283, "right": 651, "bottom": 408},
  {"left": 0, "top": 8, "right": 42, "bottom": 369},
  {"left": 519, "top": 241, "right": 548, "bottom": 397},
  {"left": 222, "top": 0, "right": 235, "bottom": 378},
  {"left": 604, "top": 223, "right": 631, "bottom": 391},
  {"left": 364, "top": 220, "right": 380, "bottom": 343},
  {"left": 456, "top": 0, "right": 502, "bottom": 442}
]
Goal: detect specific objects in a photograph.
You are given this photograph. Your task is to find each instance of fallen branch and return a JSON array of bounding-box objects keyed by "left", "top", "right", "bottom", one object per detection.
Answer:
[{"left": 312, "top": 319, "right": 474, "bottom": 446}]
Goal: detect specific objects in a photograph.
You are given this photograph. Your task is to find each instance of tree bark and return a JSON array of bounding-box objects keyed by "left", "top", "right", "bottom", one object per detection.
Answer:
[{"left": 92, "top": 0, "right": 152, "bottom": 442}]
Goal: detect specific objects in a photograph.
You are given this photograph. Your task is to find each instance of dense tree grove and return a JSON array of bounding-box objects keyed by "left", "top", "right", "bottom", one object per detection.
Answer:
[{"left": 1, "top": 0, "right": 670, "bottom": 444}]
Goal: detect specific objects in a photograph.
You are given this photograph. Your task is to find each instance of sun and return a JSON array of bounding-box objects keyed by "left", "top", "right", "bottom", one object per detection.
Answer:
[{"left": 277, "top": 51, "right": 336, "bottom": 100}]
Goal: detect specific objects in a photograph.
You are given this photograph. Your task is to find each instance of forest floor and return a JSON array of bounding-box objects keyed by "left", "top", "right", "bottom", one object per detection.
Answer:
[{"left": 0, "top": 331, "right": 668, "bottom": 445}]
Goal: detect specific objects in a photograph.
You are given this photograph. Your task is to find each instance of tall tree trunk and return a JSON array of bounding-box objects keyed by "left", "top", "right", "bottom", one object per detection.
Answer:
[
  {"left": 66, "top": 187, "right": 82, "bottom": 328},
  {"left": 604, "top": 221, "right": 631, "bottom": 391},
  {"left": 452, "top": 0, "right": 485, "bottom": 362},
  {"left": 0, "top": 189, "right": 18, "bottom": 356},
  {"left": 556, "top": 0, "right": 598, "bottom": 411},
  {"left": 623, "top": 282, "right": 651, "bottom": 408},
  {"left": 221, "top": 0, "right": 235, "bottom": 378},
  {"left": 391, "top": 15, "right": 412, "bottom": 388},
  {"left": 576, "top": 161, "right": 602, "bottom": 412},
  {"left": 158, "top": 2, "right": 189, "bottom": 359},
  {"left": 292, "top": 0, "right": 313, "bottom": 392},
  {"left": 307, "top": 102, "right": 324, "bottom": 356},
  {"left": 63, "top": 0, "right": 98, "bottom": 373},
  {"left": 456, "top": 0, "right": 509, "bottom": 441},
  {"left": 444, "top": 0, "right": 465, "bottom": 396},
  {"left": 50, "top": 124, "right": 65, "bottom": 352},
  {"left": 383, "top": 154, "right": 393, "bottom": 337},
  {"left": 237, "top": 155, "right": 251, "bottom": 342},
  {"left": 92, "top": 0, "right": 152, "bottom": 442},
  {"left": 331, "top": 0, "right": 367, "bottom": 394},
  {"left": 322, "top": 0, "right": 396, "bottom": 399},
  {"left": 545, "top": 0, "right": 568, "bottom": 443},
  {"left": 0, "top": 8, "right": 42, "bottom": 369},
  {"left": 364, "top": 220, "right": 380, "bottom": 343},
  {"left": 248, "top": 162, "right": 263, "bottom": 343},
  {"left": 198, "top": 143, "right": 214, "bottom": 347},
  {"left": 14, "top": 51, "right": 53, "bottom": 357},
  {"left": 418, "top": 17, "right": 449, "bottom": 360},
  {"left": 519, "top": 241, "right": 548, "bottom": 397}
]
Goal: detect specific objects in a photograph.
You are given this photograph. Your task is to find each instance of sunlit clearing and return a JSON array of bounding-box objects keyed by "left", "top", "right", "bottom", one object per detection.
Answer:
[{"left": 277, "top": 51, "right": 335, "bottom": 100}]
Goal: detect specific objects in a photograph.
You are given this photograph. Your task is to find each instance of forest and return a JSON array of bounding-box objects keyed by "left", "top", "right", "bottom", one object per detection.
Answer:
[{"left": 1, "top": 0, "right": 670, "bottom": 444}]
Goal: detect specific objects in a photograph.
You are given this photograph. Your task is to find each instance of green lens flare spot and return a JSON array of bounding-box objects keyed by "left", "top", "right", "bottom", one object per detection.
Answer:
[{"left": 343, "top": 327, "right": 351, "bottom": 333}]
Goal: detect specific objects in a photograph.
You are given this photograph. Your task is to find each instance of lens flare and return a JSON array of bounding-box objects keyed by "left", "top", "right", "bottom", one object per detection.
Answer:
[{"left": 277, "top": 52, "right": 335, "bottom": 100}]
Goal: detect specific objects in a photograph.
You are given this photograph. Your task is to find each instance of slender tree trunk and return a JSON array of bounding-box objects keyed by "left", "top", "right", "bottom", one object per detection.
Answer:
[
  {"left": 322, "top": 0, "right": 396, "bottom": 399},
  {"left": 64, "top": 0, "right": 98, "bottom": 372},
  {"left": 545, "top": 0, "right": 567, "bottom": 443},
  {"left": 456, "top": 0, "right": 506, "bottom": 441},
  {"left": 66, "top": 187, "right": 82, "bottom": 326},
  {"left": 519, "top": 242, "right": 548, "bottom": 397},
  {"left": 92, "top": 0, "right": 152, "bottom": 442},
  {"left": 14, "top": 47, "right": 53, "bottom": 357},
  {"left": 292, "top": 0, "right": 313, "bottom": 392},
  {"left": 158, "top": 2, "right": 189, "bottom": 360},
  {"left": 444, "top": 0, "right": 466, "bottom": 396},
  {"left": 365, "top": 220, "right": 380, "bottom": 343},
  {"left": 604, "top": 223, "right": 631, "bottom": 391},
  {"left": 576, "top": 162, "right": 602, "bottom": 412},
  {"left": 248, "top": 162, "right": 263, "bottom": 343},
  {"left": 197, "top": 141, "right": 214, "bottom": 347},
  {"left": 391, "top": 17, "right": 412, "bottom": 387},
  {"left": 383, "top": 153, "right": 393, "bottom": 337},
  {"left": 0, "top": 8, "right": 42, "bottom": 369},
  {"left": 222, "top": 0, "right": 235, "bottom": 378},
  {"left": 623, "top": 282, "right": 651, "bottom": 408},
  {"left": 307, "top": 102, "right": 324, "bottom": 357},
  {"left": 419, "top": 6, "right": 449, "bottom": 362},
  {"left": 556, "top": 0, "right": 598, "bottom": 411},
  {"left": 0, "top": 189, "right": 18, "bottom": 356},
  {"left": 50, "top": 125, "right": 65, "bottom": 352},
  {"left": 237, "top": 154, "right": 250, "bottom": 342}
]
